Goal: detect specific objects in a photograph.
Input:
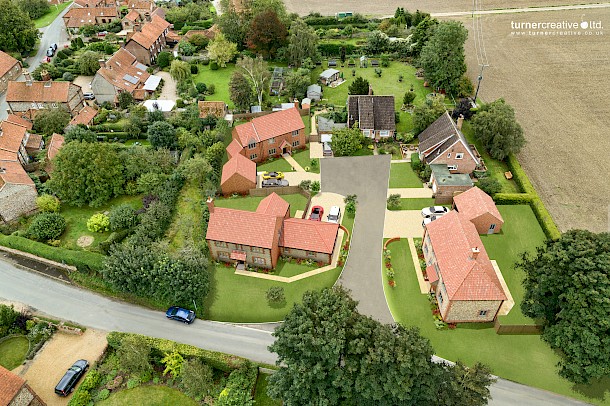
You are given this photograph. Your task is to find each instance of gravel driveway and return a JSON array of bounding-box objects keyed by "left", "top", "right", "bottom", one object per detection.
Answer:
[
  {"left": 155, "top": 71, "right": 177, "bottom": 100},
  {"left": 21, "top": 329, "right": 107, "bottom": 406}
]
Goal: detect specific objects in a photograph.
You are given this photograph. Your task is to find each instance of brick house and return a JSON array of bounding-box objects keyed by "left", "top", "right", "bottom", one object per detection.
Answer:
[
  {"left": 0, "top": 365, "right": 46, "bottom": 406},
  {"left": 418, "top": 111, "right": 479, "bottom": 174},
  {"left": 124, "top": 15, "right": 171, "bottom": 65},
  {"left": 69, "top": 106, "right": 99, "bottom": 127},
  {"left": 74, "top": 0, "right": 115, "bottom": 8},
  {"left": 423, "top": 210, "right": 507, "bottom": 323},
  {"left": 347, "top": 95, "right": 395, "bottom": 139},
  {"left": 429, "top": 164, "right": 473, "bottom": 204},
  {"left": 0, "top": 51, "right": 22, "bottom": 94},
  {"left": 91, "top": 48, "right": 161, "bottom": 104},
  {"left": 453, "top": 187, "right": 504, "bottom": 234},
  {"left": 62, "top": 7, "right": 118, "bottom": 30},
  {"left": 7, "top": 75, "right": 85, "bottom": 118},
  {"left": 122, "top": 9, "right": 143, "bottom": 30},
  {"left": 226, "top": 139, "right": 245, "bottom": 160},
  {"left": 220, "top": 153, "right": 256, "bottom": 196},
  {"left": 232, "top": 108, "right": 305, "bottom": 163},
  {"left": 206, "top": 193, "right": 339, "bottom": 269}
]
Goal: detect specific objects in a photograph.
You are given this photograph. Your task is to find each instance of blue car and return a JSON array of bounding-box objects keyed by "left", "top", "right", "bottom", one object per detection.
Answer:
[{"left": 166, "top": 306, "right": 196, "bottom": 324}]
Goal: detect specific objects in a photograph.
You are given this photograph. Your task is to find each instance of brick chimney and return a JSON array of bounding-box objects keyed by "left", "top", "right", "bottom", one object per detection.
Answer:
[
  {"left": 99, "top": 59, "right": 106, "bottom": 68},
  {"left": 40, "top": 69, "right": 50, "bottom": 81},
  {"left": 293, "top": 98, "right": 299, "bottom": 109},
  {"left": 471, "top": 247, "right": 480, "bottom": 260},
  {"left": 206, "top": 197, "right": 214, "bottom": 213},
  {"left": 134, "top": 22, "right": 142, "bottom": 32},
  {"left": 23, "top": 69, "right": 32, "bottom": 86},
  {"left": 457, "top": 114, "right": 464, "bottom": 130}
]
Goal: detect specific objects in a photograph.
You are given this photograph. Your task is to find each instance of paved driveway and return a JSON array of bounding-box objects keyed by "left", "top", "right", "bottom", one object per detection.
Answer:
[
  {"left": 155, "top": 71, "right": 177, "bottom": 100},
  {"left": 321, "top": 155, "right": 394, "bottom": 323}
]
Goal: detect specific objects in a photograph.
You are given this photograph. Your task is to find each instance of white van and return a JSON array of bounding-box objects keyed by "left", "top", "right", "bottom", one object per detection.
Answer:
[{"left": 327, "top": 206, "right": 341, "bottom": 223}]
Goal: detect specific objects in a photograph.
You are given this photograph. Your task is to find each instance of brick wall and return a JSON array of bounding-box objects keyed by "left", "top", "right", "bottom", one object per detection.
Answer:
[
  {"left": 208, "top": 240, "right": 275, "bottom": 269},
  {"left": 238, "top": 129, "right": 307, "bottom": 163},
  {"left": 125, "top": 41, "right": 152, "bottom": 65},
  {"left": 220, "top": 174, "right": 256, "bottom": 196},
  {"left": 469, "top": 213, "right": 503, "bottom": 234},
  {"left": 280, "top": 247, "right": 331, "bottom": 264},
  {"left": 428, "top": 142, "right": 477, "bottom": 174},
  {"left": 432, "top": 183, "right": 473, "bottom": 204},
  {"left": 444, "top": 299, "right": 503, "bottom": 323},
  {"left": 0, "top": 62, "right": 21, "bottom": 94}
]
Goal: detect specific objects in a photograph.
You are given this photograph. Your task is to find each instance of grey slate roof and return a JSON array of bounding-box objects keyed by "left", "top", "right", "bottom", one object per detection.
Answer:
[
  {"left": 347, "top": 95, "right": 395, "bottom": 131},
  {"left": 320, "top": 69, "right": 340, "bottom": 79},
  {"left": 318, "top": 116, "right": 347, "bottom": 133}
]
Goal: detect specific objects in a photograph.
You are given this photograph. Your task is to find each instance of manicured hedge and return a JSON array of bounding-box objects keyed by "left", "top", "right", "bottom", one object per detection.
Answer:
[
  {"left": 317, "top": 43, "right": 361, "bottom": 57},
  {"left": 0, "top": 235, "right": 105, "bottom": 272},
  {"left": 492, "top": 193, "right": 533, "bottom": 205},
  {"left": 506, "top": 153, "right": 535, "bottom": 195},
  {"left": 106, "top": 332, "right": 249, "bottom": 373},
  {"left": 530, "top": 198, "right": 561, "bottom": 240}
]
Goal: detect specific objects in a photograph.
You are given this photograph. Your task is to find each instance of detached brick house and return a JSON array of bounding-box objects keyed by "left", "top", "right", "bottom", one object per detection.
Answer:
[
  {"left": 220, "top": 153, "right": 256, "bottom": 196},
  {"left": 429, "top": 164, "right": 473, "bottom": 204},
  {"left": 62, "top": 7, "right": 118, "bottom": 30},
  {"left": 7, "top": 75, "right": 85, "bottom": 118},
  {"left": 418, "top": 111, "right": 479, "bottom": 174},
  {"left": 0, "top": 51, "right": 22, "bottom": 94},
  {"left": 124, "top": 15, "right": 171, "bottom": 65},
  {"left": 453, "top": 187, "right": 504, "bottom": 234},
  {"left": 206, "top": 194, "right": 339, "bottom": 269},
  {"left": 0, "top": 365, "right": 46, "bottom": 406},
  {"left": 347, "top": 95, "right": 395, "bottom": 139},
  {"left": 232, "top": 108, "right": 305, "bottom": 163}
]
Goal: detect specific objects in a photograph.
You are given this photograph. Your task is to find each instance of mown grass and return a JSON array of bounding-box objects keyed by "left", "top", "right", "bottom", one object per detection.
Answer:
[
  {"left": 193, "top": 63, "right": 236, "bottom": 108},
  {"left": 0, "top": 336, "right": 29, "bottom": 370},
  {"left": 254, "top": 373, "right": 281, "bottom": 406},
  {"left": 34, "top": 1, "right": 72, "bottom": 28},
  {"left": 257, "top": 157, "right": 294, "bottom": 173},
  {"left": 98, "top": 386, "right": 198, "bottom": 406},
  {"left": 292, "top": 145, "right": 320, "bottom": 173},
  {"left": 388, "top": 162, "right": 423, "bottom": 188}
]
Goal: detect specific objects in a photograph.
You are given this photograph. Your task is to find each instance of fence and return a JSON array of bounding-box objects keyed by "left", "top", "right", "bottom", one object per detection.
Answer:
[{"left": 494, "top": 319, "right": 541, "bottom": 335}]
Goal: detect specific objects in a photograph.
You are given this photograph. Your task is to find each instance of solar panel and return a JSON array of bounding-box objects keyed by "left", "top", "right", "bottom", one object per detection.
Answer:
[{"left": 122, "top": 74, "right": 139, "bottom": 84}]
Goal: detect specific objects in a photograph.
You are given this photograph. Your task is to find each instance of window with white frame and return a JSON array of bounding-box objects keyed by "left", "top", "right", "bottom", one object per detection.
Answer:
[
  {"left": 268, "top": 138, "right": 275, "bottom": 144},
  {"left": 250, "top": 153, "right": 258, "bottom": 160},
  {"left": 479, "top": 310, "right": 488, "bottom": 316},
  {"left": 292, "top": 141, "right": 299, "bottom": 147},
  {"left": 218, "top": 251, "right": 229, "bottom": 259},
  {"left": 292, "top": 130, "right": 299, "bottom": 137},
  {"left": 269, "top": 148, "right": 276, "bottom": 155},
  {"left": 363, "top": 130, "right": 371, "bottom": 137},
  {"left": 248, "top": 141, "right": 256, "bottom": 149},
  {"left": 455, "top": 153, "right": 464, "bottom": 159},
  {"left": 253, "top": 257, "right": 265, "bottom": 265},
  {"left": 447, "top": 165, "right": 457, "bottom": 171},
  {"left": 380, "top": 130, "right": 389, "bottom": 137}
]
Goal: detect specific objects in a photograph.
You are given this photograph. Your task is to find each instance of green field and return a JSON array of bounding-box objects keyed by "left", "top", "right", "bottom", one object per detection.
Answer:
[
  {"left": 0, "top": 336, "right": 29, "bottom": 370},
  {"left": 193, "top": 63, "right": 236, "bottom": 108},
  {"left": 98, "top": 386, "right": 198, "bottom": 406},
  {"left": 34, "top": 1, "right": 72, "bottom": 28},
  {"left": 388, "top": 162, "right": 423, "bottom": 188}
]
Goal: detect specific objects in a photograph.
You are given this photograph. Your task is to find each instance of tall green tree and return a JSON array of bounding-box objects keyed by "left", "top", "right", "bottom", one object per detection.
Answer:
[
  {"left": 17, "top": 0, "right": 49, "bottom": 19},
  {"left": 0, "top": 0, "right": 39, "bottom": 53},
  {"left": 229, "top": 71, "right": 254, "bottom": 111},
  {"left": 246, "top": 10, "right": 287, "bottom": 59},
  {"left": 410, "top": 16, "right": 438, "bottom": 56},
  {"left": 237, "top": 56, "right": 270, "bottom": 106},
  {"left": 77, "top": 50, "right": 102, "bottom": 75},
  {"left": 470, "top": 99, "right": 525, "bottom": 160},
  {"left": 419, "top": 21, "right": 468, "bottom": 95},
  {"left": 412, "top": 95, "right": 446, "bottom": 134},
  {"left": 207, "top": 32, "right": 238, "bottom": 67},
  {"left": 64, "top": 126, "right": 97, "bottom": 143},
  {"left": 169, "top": 59, "right": 191, "bottom": 82},
  {"left": 348, "top": 76, "right": 370, "bottom": 95},
  {"left": 32, "top": 108, "right": 71, "bottom": 136},
  {"left": 330, "top": 127, "right": 365, "bottom": 157},
  {"left": 217, "top": 8, "right": 248, "bottom": 49},
  {"left": 519, "top": 230, "right": 610, "bottom": 384},
  {"left": 286, "top": 19, "right": 318, "bottom": 67},
  {"left": 48, "top": 142, "right": 125, "bottom": 207},
  {"left": 284, "top": 68, "right": 310, "bottom": 100},
  {"left": 147, "top": 121, "right": 177, "bottom": 150}
]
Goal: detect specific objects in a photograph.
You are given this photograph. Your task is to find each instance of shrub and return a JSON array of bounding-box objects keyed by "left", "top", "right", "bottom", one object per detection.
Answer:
[
  {"left": 531, "top": 198, "right": 561, "bottom": 240},
  {"left": 109, "top": 204, "right": 138, "bottom": 231},
  {"left": 190, "top": 64, "right": 198, "bottom": 74},
  {"left": 266, "top": 286, "right": 285, "bottom": 303},
  {"left": 36, "top": 194, "right": 61, "bottom": 213},
  {"left": 387, "top": 194, "right": 401, "bottom": 209},
  {"left": 87, "top": 213, "right": 110, "bottom": 233},
  {"left": 127, "top": 377, "right": 141, "bottom": 389},
  {"left": 299, "top": 180, "right": 311, "bottom": 191},
  {"left": 62, "top": 72, "right": 74, "bottom": 81},
  {"left": 68, "top": 369, "right": 102, "bottom": 406},
  {"left": 477, "top": 177, "right": 502, "bottom": 195},
  {"left": 207, "top": 84, "right": 215, "bottom": 95},
  {"left": 96, "top": 389, "right": 110, "bottom": 401},
  {"left": 181, "top": 357, "right": 214, "bottom": 398},
  {"left": 310, "top": 180, "right": 321, "bottom": 194},
  {"left": 492, "top": 193, "right": 533, "bottom": 205},
  {"left": 27, "top": 213, "right": 66, "bottom": 241},
  {"left": 210, "top": 61, "right": 219, "bottom": 70},
  {"left": 67, "top": 391, "right": 91, "bottom": 406}
]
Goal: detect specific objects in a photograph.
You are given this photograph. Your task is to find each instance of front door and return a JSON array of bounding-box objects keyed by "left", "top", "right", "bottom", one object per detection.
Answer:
[
  {"left": 488, "top": 224, "right": 496, "bottom": 234},
  {"left": 283, "top": 147, "right": 288, "bottom": 154}
]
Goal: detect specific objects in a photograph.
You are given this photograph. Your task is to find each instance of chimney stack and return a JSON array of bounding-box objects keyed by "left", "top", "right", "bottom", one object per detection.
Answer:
[
  {"left": 293, "top": 98, "right": 299, "bottom": 109},
  {"left": 23, "top": 69, "right": 32, "bottom": 86},
  {"left": 206, "top": 197, "right": 214, "bottom": 213},
  {"left": 457, "top": 114, "right": 464, "bottom": 130},
  {"left": 134, "top": 22, "right": 142, "bottom": 32},
  {"left": 471, "top": 247, "right": 480, "bottom": 260}
]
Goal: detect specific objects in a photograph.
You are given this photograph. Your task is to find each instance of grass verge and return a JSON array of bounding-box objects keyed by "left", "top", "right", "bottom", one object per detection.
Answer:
[{"left": 34, "top": 1, "right": 72, "bottom": 28}]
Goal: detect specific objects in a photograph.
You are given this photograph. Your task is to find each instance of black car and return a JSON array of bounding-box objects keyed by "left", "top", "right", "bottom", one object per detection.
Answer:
[
  {"left": 262, "top": 178, "right": 289, "bottom": 188},
  {"left": 55, "top": 359, "right": 89, "bottom": 396},
  {"left": 166, "top": 306, "right": 196, "bottom": 324}
]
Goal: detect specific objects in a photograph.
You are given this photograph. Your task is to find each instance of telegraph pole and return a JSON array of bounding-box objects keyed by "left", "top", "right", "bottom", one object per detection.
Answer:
[{"left": 473, "top": 64, "right": 488, "bottom": 107}]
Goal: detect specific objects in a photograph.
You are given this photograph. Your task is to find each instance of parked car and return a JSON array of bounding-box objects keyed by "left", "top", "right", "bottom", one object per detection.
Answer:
[
  {"left": 262, "top": 179, "right": 289, "bottom": 188},
  {"left": 55, "top": 359, "right": 89, "bottom": 396},
  {"left": 421, "top": 206, "right": 449, "bottom": 218},
  {"left": 51, "top": 43, "right": 58, "bottom": 51},
  {"left": 166, "top": 306, "right": 196, "bottom": 324},
  {"left": 262, "top": 171, "right": 284, "bottom": 180},
  {"left": 97, "top": 31, "right": 108, "bottom": 37},
  {"left": 45, "top": 48, "right": 54, "bottom": 57},
  {"left": 309, "top": 206, "right": 324, "bottom": 221},
  {"left": 83, "top": 92, "right": 95, "bottom": 100},
  {"left": 422, "top": 216, "right": 438, "bottom": 227},
  {"left": 327, "top": 206, "right": 341, "bottom": 223},
  {"left": 41, "top": 56, "right": 51, "bottom": 63}
]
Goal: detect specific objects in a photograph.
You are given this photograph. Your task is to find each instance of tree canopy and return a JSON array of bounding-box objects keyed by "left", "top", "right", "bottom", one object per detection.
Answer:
[
  {"left": 147, "top": 121, "right": 177, "bottom": 150},
  {"left": 78, "top": 51, "right": 103, "bottom": 75},
  {"left": 412, "top": 95, "right": 446, "bottom": 134},
  {"left": 246, "top": 10, "right": 287, "bottom": 59},
  {"left": 286, "top": 19, "right": 318, "bottom": 67},
  {"left": 17, "top": 0, "right": 49, "bottom": 19},
  {"left": 33, "top": 108, "right": 71, "bottom": 136},
  {"left": 419, "top": 21, "right": 468, "bottom": 95},
  {"left": 284, "top": 68, "right": 310, "bottom": 100},
  {"left": 207, "top": 32, "right": 237, "bottom": 67},
  {"left": 236, "top": 56, "right": 270, "bottom": 107},
  {"left": 348, "top": 76, "right": 370, "bottom": 95},
  {"left": 471, "top": 99, "right": 525, "bottom": 160},
  {"left": 331, "top": 126, "right": 365, "bottom": 157},
  {"left": 519, "top": 230, "right": 610, "bottom": 384},
  {"left": 229, "top": 71, "right": 254, "bottom": 111},
  {"left": 0, "top": 0, "right": 39, "bottom": 53},
  {"left": 64, "top": 126, "right": 97, "bottom": 143}
]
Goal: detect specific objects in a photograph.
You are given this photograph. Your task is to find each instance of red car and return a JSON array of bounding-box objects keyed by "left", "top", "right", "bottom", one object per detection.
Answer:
[
  {"left": 309, "top": 206, "right": 324, "bottom": 221},
  {"left": 41, "top": 56, "right": 51, "bottom": 63}
]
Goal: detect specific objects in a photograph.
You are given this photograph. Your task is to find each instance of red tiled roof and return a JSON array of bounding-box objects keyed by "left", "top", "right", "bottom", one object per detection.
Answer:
[
  {"left": 96, "top": 48, "right": 150, "bottom": 94},
  {"left": 425, "top": 211, "right": 506, "bottom": 301},
  {"left": 70, "top": 106, "right": 98, "bottom": 126},
  {"left": 234, "top": 108, "right": 304, "bottom": 146},
  {"left": 7, "top": 81, "right": 78, "bottom": 103},
  {"left": 256, "top": 193, "right": 289, "bottom": 217},
  {"left": 47, "top": 133, "right": 65, "bottom": 161},
  {"left": 230, "top": 250, "right": 246, "bottom": 261},
  {"left": 63, "top": 7, "right": 118, "bottom": 28},
  {"left": 281, "top": 218, "right": 339, "bottom": 254},
  {"left": 0, "top": 121, "right": 28, "bottom": 154},
  {"left": 221, "top": 154, "right": 256, "bottom": 185},
  {"left": 0, "top": 51, "right": 20, "bottom": 80},
  {"left": 6, "top": 114, "right": 32, "bottom": 130},
  {"left": 128, "top": 15, "right": 170, "bottom": 49},
  {"left": 25, "top": 133, "right": 43, "bottom": 150},
  {"left": 0, "top": 365, "right": 25, "bottom": 405},
  {"left": 453, "top": 187, "right": 503, "bottom": 224},
  {"left": 206, "top": 207, "right": 282, "bottom": 249},
  {"left": 226, "top": 139, "right": 243, "bottom": 159},
  {"left": 0, "top": 160, "right": 34, "bottom": 186},
  {"left": 426, "top": 265, "right": 438, "bottom": 284},
  {"left": 123, "top": 9, "right": 140, "bottom": 21}
]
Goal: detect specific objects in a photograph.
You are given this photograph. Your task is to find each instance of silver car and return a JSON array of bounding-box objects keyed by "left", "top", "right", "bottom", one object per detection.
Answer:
[{"left": 421, "top": 206, "right": 449, "bottom": 218}]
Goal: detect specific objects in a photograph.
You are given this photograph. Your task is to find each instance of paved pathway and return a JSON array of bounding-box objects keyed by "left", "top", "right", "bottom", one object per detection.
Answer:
[
  {"left": 387, "top": 187, "right": 432, "bottom": 198},
  {"left": 321, "top": 155, "right": 394, "bottom": 323},
  {"left": 407, "top": 237, "right": 430, "bottom": 294},
  {"left": 282, "top": 153, "right": 305, "bottom": 172},
  {"left": 384, "top": 209, "right": 426, "bottom": 238},
  {"left": 310, "top": 141, "right": 324, "bottom": 159},
  {"left": 155, "top": 71, "right": 177, "bottom": 100},
  {"left": 492, "top": 260, "right": 515, "bottom": 316}
]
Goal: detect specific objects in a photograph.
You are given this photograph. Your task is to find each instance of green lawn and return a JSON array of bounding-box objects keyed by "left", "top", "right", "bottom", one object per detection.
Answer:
[
  {"left": 378, "top": 141, "right": 404, "bottom": 160},
  {"left": 34, "top": 1, "right": 72, "bottom": 28},
  {"left": 60, "top": 195, "right": 143, "bottom": 251},
  {"left": 461, "top": 121, "right": 519, "bottom": 193},
  {"left": 254, "top": 373, "right": 281, "bottom": 406},
  {"left": 0, "top": 336, "right": 29, "bottom": 370},
  {"left": 388, "top": 163, "right": 423, "bottom": 188},
  {"left": 292, "top": 145, "right": 320, "bottom": 173},
  {"left": 257, "top": 157, "right": 294, "bottom": 173},
  {"left": 124, "top": 139, "right": 151, "bottom": 146},
  {"left": 396, "top": 111, "right": 413, "bottom": 134},
  {"left": 353, "top": 146, "right": 374, "bottom": 156},
  {"left": 166, "top": 181, "right": 205, "bottom": 253},
  {"left": 274, "top": 260, "right": 317, "bottom": 278},
  {"left": 193, "top": 63, "right": 236, "bottom": 108},
  {"left": 388, "top": 198, "right": 445, "bottom": 211},
  {"left": 214, "top": 194, "right": 308, "bottom": 217},
  {"left": 98, "top": 386, "right": 198, "bottom": 406},
  {"left": 302, "top": 114, "right": 311, "bottom": 136}
]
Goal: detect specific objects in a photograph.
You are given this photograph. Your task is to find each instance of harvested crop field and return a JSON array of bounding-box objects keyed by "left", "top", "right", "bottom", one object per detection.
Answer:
[
  {"left": 446, "top": 8, "right": 610, "bottom": 232},
  {"left": 283, "top": 0, "right": 604, "bottom": 17}
]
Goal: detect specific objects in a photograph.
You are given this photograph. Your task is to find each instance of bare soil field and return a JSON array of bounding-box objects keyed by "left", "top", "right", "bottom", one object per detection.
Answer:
[
  {"left": 447, "top": 8, "right": 610, "bottom": 232},
  {"left": 284, "top": 0, "right": 605, "bottom": 17},
  {"left": 21, "top": 329, "right": 107, "bottom": 406}
]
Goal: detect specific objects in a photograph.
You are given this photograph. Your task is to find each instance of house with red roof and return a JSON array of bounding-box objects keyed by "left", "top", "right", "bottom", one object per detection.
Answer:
[
  {"left": 124, "top": 15, "right": 171, "bottom": 65},
  {"left": 0, "top": 51, "right": 21, "bottom": 94},
  {"left": 232, "top": 108, "right": 305, "bottom": 163},
  {"left": 205, "top": 193, "right": 339, "bottom": 269},
  {"left": 423, "top": 210, "right": 507, "bottom": 323},
  {"left": 0, "top": 365, "right": 46, "bottom": 406},
  {"left": 453, "top": 187, "right": 503, "bottom": 234},
  {"left": 220, "top": 153, "right": 256, "bottom": 196}
]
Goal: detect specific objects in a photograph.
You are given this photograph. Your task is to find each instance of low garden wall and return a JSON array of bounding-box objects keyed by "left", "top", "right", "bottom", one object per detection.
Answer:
[{"left": 494, "top": 319, "right": 542, "bottom": 335}]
